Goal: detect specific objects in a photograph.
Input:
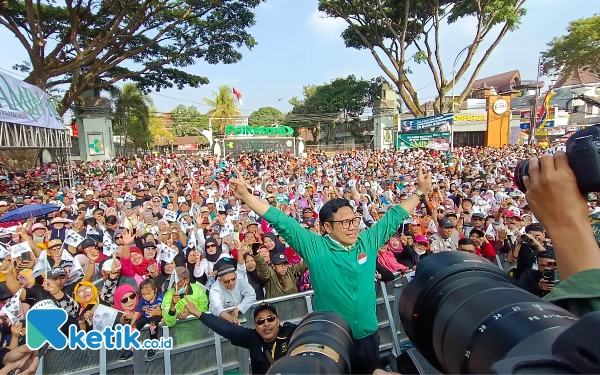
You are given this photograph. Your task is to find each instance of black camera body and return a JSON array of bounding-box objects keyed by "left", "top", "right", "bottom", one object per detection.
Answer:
[{"left": 514, "top": 124, "right": 600, "bottom": 193}]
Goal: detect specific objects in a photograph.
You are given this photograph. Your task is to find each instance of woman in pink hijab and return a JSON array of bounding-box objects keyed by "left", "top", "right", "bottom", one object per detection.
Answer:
[
  {"left": 113, "top": 284, "right": 140, "bottom": 361},
  {"left": 377, "top": 236, "right": 409, "bottom": 274}
]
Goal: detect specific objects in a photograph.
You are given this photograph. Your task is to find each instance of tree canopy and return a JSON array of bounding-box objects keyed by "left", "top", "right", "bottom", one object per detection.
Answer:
[
  {"left": 287, "top": 75, "right": 383, "bottom": 142},
  {"left": 202, "top": 85, "right": 243, "bottom": 134},
  {"left": 249, "top": 107, "right": 284, "bottom": 127},
  {"left": 149, "top": 111, "right": 174, "bottom": 147},
  {"left": 541, "top": 15, "right": 600, "bottom": 87},
  {"left": 318, "top": 0, "right": 526, "bottom": 116},
  {"left": 170, "top": 105, "right": 209, "bottom": 137},
  {"left": 0, "top": 0, "right": 262, "bottom": 116}
]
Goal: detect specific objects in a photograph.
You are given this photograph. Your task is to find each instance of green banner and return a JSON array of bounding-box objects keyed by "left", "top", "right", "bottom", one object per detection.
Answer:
[
  {"left": 225, "top": 125, "right": 293, "bottom": 136},
  {"left": 397, "top": 132, "right": 450, "bottom": 151}
]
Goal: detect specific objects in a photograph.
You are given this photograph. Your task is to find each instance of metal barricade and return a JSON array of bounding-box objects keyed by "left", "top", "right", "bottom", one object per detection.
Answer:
[{"left": 38, "top": 281, "right": 408, "bottom": 375}]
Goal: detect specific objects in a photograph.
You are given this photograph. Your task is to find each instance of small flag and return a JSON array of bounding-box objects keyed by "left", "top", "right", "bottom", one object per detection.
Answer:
[
  {"left": 32, "top": 250, "right": 52, "bottom": 278},
  {"left": 167, "top": 270, "right": 179, "bottom": 291},
  {"left": 232, "top": 87, "right": 243, "bottom": 106}
]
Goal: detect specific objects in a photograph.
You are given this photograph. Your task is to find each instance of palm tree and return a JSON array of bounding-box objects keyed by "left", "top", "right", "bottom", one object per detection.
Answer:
[
  {"left": 201, "top": 85, "right": 243, "bottom": 134},
  {"left": 112, "top": 83, "right": 152, "bottom": 155}
]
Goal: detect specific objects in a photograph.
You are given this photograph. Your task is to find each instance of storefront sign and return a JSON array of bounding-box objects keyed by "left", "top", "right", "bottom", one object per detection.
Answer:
[
  {"left": 177, "top": 144, "right": 198, "bottom": 151},
  {"left": 397, "top": 132, "right": 450, "bottom": 151},
  {"left": 400, "top": 114, "right": 453, "bottom": 132},
  {"left": 225, "top": 125, "right": 294, "bottom": 136},
  {"left": 454, "top": 115, "right": 486, "bottom": 122},
  {"left": 0, "top": 71, "right": 63, "bottom": 129},
  {"left": 493, "top": 99, "right": 508, "bottom": 115}
]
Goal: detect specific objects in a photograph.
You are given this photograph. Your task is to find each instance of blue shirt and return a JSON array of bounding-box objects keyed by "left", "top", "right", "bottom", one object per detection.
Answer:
[{"left": 137, "top": 293, "right": 164, "bottom": 319}]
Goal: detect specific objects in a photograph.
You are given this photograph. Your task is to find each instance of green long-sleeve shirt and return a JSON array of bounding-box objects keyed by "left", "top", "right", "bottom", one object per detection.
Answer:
[
  {"left": 262, "top": 205, "right": 410, "bottom": 339},
  {"left": 161, "top": 283, "right": 209, "bottom": 327}
]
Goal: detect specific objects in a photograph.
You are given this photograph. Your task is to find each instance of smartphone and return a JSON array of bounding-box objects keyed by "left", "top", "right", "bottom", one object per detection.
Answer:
[
  {"left": 21, "top": 252, "right": 31, "bottom": 262},
  {"left": 251, "top": 242, "right": 260, "bottom": 253}
]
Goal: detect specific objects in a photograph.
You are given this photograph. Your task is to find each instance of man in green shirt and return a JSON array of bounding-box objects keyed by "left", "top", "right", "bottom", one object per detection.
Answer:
[{"left": 229, "top": 167, "right": 432, "bottom": 374}]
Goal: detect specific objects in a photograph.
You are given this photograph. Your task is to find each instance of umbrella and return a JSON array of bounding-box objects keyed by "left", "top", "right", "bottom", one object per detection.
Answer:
[{"left": 0, "top": 204, "right": 60, "bottom": 223}]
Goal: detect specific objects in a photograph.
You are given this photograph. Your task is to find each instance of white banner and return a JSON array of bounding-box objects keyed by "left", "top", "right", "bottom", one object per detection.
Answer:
[{"left": 0, "top": 71, "right": 64, "bottom": 129}]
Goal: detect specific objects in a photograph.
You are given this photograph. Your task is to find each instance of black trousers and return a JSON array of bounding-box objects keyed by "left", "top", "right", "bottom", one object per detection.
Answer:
[{"left": 351, "top": 331, "right": 380, "bottom": 375}]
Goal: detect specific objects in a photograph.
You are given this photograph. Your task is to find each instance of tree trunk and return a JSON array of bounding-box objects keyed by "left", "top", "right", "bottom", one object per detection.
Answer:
[{"left": 0, "top": 150, "right": 41, "bottom": 170}]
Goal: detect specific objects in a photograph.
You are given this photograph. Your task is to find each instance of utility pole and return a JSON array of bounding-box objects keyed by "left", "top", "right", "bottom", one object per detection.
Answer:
[{"left": 528, "top": 58, "right": 544, "bottom": 145}]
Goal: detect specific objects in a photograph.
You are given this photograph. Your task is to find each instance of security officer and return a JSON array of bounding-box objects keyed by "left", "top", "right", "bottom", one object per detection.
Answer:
[{"left": 184, "top": 300, "right": 297, "bottom": 374}]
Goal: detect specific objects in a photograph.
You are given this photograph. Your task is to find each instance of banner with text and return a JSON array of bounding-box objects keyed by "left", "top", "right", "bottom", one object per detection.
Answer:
[
  {"left": 398, "top": 132, "right": 450, "bottom": 151},
  {"left": 400, "top": 114, "right": 453, "bottom": 132},
  {"left": 0, "top": 71, "right": 64, "bottom": 130}
]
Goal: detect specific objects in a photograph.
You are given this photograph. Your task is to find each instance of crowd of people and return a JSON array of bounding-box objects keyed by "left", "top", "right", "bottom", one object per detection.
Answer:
[{"left": 0, "top": 143, "right": 595, "bottom": 374}]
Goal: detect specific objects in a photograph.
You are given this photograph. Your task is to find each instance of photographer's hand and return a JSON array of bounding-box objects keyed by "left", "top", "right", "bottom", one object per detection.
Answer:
[{"left": 523, "top": 152, "right": 600, "bottom": 279}]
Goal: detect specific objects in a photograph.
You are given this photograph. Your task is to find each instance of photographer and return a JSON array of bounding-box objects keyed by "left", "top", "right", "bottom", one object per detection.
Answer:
[
  {"left": 518, "top": 251, "right": 556, "bottom": 297},
  {"left": 184, "top": 300, "right": 297, "bottom": 375},
  {"left": 507, "top": 223, "right": 553, "bottom": 281},
  {"left": 522, "top": 152, "right": 600, "bottom": 314}
]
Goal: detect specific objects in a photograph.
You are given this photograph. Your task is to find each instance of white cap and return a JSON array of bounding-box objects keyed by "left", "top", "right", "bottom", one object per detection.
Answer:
[
  {"left": 102, "top": 258, "right": 114, "bottom": 272},
  {"left": 177, "top": 197, "right": 186, "bottom": 204},
  {"left": 206, "top": 198, "right": 215, "bottom": 204}
]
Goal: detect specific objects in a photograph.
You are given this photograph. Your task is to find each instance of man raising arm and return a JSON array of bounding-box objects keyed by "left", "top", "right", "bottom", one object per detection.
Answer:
[{"left": 228, "top": 167, "right": 432, "bottom": 375}]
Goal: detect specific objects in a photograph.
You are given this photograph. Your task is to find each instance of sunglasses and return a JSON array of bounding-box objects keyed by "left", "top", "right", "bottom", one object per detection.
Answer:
[
  {"left": 222, "top": 276, "right": 236, "bottom": 285},
  {"left": 120, "top": 293, "right": 136, "bottom": 305},
  {"left": 255, "top": 315, "right": 276, "bottom": 326},
  {"left": 206, "top": 244, "right": 216, "bottom": 249}
]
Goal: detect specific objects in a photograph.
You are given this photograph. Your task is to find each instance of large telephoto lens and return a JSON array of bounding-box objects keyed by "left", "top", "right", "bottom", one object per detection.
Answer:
[
  {"left": 267, "top": 311, "right": 354, "bottom": 375},
  {"left": 513, "top": 159, "right": 530, "bottom": 193},
  {"left": 399, "top": 252, "right": 578, "bottom": 374}
]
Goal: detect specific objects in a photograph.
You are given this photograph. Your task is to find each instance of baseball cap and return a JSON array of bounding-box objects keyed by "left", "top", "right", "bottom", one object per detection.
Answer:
[
  {"left": 174, "top": 266, "right": 189, "bottom": 280},
  {"left": 438, "top": 217, "right": 455, "bottom": 228},
  {"left": 206, "top": 198, "right": 215, "bottom": 204},
  {"left": 47, "top": 239, "right": 62, "bottom": 249},
  {"left": 47, "top": 267, "right": 67, "bottom": 280},
  {"left": 472, "top": 212, "right": 486, "bottom": 219},
  {"left": 271, "top": 253, "right": 288, "bottom": 265},
  {"left": 253, "top": 302, "right": 278, "bottom": 320},
  {"left": 177, "top": 197, "right": 186, "bottom": 204},
  {"left": 31, "top": 223, "right": 47, "bottom": 232},
  {"left": 80, "top": 238, "right": 96, "bottom": 249}
]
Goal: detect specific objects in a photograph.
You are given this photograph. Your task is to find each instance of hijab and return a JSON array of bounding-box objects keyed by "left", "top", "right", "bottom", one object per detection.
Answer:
[
  {"left": 129, "top": 247, "right": 150, "bottom": 277},
  {"left": 387, "top": 235, "right": 403, "bottom": 254},
  {"left": 205, "top": 237, "right": 222, "bottom": 263},
  {"left": 377, "top": 247, "right": 408, "bottom": 273},
  {"left": 73, "top": 281, "right": 99, "bottom": 307},
  {"left": 263, "top": 232, "right": 285, "bottom": 254},
  {"left": 243, "top": 253, "right": 265, "bottom": 300},
  {"left": 113, "top": 284, "right": 138, "bottom": 311}
]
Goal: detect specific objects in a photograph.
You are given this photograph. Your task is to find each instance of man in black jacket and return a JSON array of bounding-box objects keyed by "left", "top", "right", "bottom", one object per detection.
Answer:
[
  {"left": 184, "top": 299, "right": 297, "bottom": 374},
  {"left": 518, "top": 251, "right": 556, "bottom": 297}
]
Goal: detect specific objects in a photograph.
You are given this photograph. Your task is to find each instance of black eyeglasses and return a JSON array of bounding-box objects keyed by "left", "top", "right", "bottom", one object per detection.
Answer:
[
  {"left": 120, "top": 294, "right": 136, "bottom": 304},
  {"left": 206, "top": 244, "right": 216, "bottom": 249},
  {"left": 255, "top": 315, "right": 276, "bottom": 326},
  {"left": 329, "top": 217, "right": 361, "bottom": 229},
  {"left": 222, "top": 277, "right": 236, "bottom": 285}
]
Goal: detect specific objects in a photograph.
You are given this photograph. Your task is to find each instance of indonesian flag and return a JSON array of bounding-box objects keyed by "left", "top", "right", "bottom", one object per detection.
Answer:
[{"left": 232, "top": 87, "right": 243, "bottom": 106}]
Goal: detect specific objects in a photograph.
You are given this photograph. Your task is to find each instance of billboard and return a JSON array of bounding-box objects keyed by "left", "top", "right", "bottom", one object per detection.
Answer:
[
  {"left": 400, "top": 114, "right": 453, "bottom": 132},
  {"left": 224, "top": 137, "right": 295, "bottom": 156},
  {"left": 397, "top": 132, "right": 450, "bottom": 151}
]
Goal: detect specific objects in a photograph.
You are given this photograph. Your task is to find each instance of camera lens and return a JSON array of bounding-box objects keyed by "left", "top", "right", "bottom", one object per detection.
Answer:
[
  {"left": 399, "top": 252, "right": 578, "bottom": 374},
  {"left": 513, "top": 159, "right": 530, "bottom": 193},
  {"left": 267, "top": 311, "right": 354, "bottom": 375}
]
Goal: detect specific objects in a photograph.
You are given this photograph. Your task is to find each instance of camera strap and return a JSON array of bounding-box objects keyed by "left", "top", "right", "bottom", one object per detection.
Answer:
[{"left": 264, "top": 349, "right": 275, "bottom": 365}]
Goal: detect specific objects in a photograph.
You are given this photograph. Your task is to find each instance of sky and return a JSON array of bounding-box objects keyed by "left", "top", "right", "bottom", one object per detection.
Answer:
[{"left": 0, "top": 0, "right": 596, "bottom": 117}]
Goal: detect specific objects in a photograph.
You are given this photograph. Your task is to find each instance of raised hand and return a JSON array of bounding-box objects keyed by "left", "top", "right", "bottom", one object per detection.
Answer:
[{"left": 228, "top": 168, "right": 250, "bottom": 201}]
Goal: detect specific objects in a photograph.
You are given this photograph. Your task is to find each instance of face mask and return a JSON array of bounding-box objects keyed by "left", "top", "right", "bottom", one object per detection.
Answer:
[
  {"left": 177, "top": 285, "right": 186, "bottom": 295},
  {"left": 415, "top": 248, "right": 426, "bottom": 255}
]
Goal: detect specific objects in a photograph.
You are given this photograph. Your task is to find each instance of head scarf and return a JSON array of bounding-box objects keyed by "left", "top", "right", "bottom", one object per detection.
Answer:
[
  {"left": 73, "top": 280, "right": 99, "bottom": 307},
  {"left": 113, "top": 284, "right": 138, "bottom": 311},
  {"left": 205, "top": 237, "right": 222, "bottom": 263},
  {"left": 263, "top": 232, "right": 285, "bottom": 254},
  {"left": 243, "top": 253, "right": 265, "bottom": 300},
  {"left": 387, "top": 235, "right": 403, "bottom": 254},
  {"left": 129, "top": 247, "right": 150, "bottom": 276},
  {"left": 377, "top": 248, "right": 408, "bottom": 273}
]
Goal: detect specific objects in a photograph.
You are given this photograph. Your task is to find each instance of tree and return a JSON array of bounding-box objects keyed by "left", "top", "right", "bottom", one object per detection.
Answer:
[
  {"left": 112, "top": 83, "right": 152, "bottom": 154},
  {"left": 0, "top": 0, "right": 262, "bottom": 116},
  {"left": 541, "top": 15, "right": 600, "bottom": 87},
  {"left": 149, "top": 110, "right": 174, "bottom": 147},
  {"left": 318, "top": 0, "right": 527, "bottom": 116},
  {"left": 202, "top": 85, "right": 243, "bottom": 134},
  {"left": 287, "top": 75, "right": 383, "bottom": 142},
  {"left": 249, "top": 107, "right": 284, "bottom": 127},
  {"left": 170, "top": 105, "right": 209, "bottom": 137}
]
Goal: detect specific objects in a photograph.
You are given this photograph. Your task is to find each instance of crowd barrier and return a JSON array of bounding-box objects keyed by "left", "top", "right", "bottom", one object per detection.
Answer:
[{"left": 35, "top": 277, "right": 409, "bottom": 375}]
